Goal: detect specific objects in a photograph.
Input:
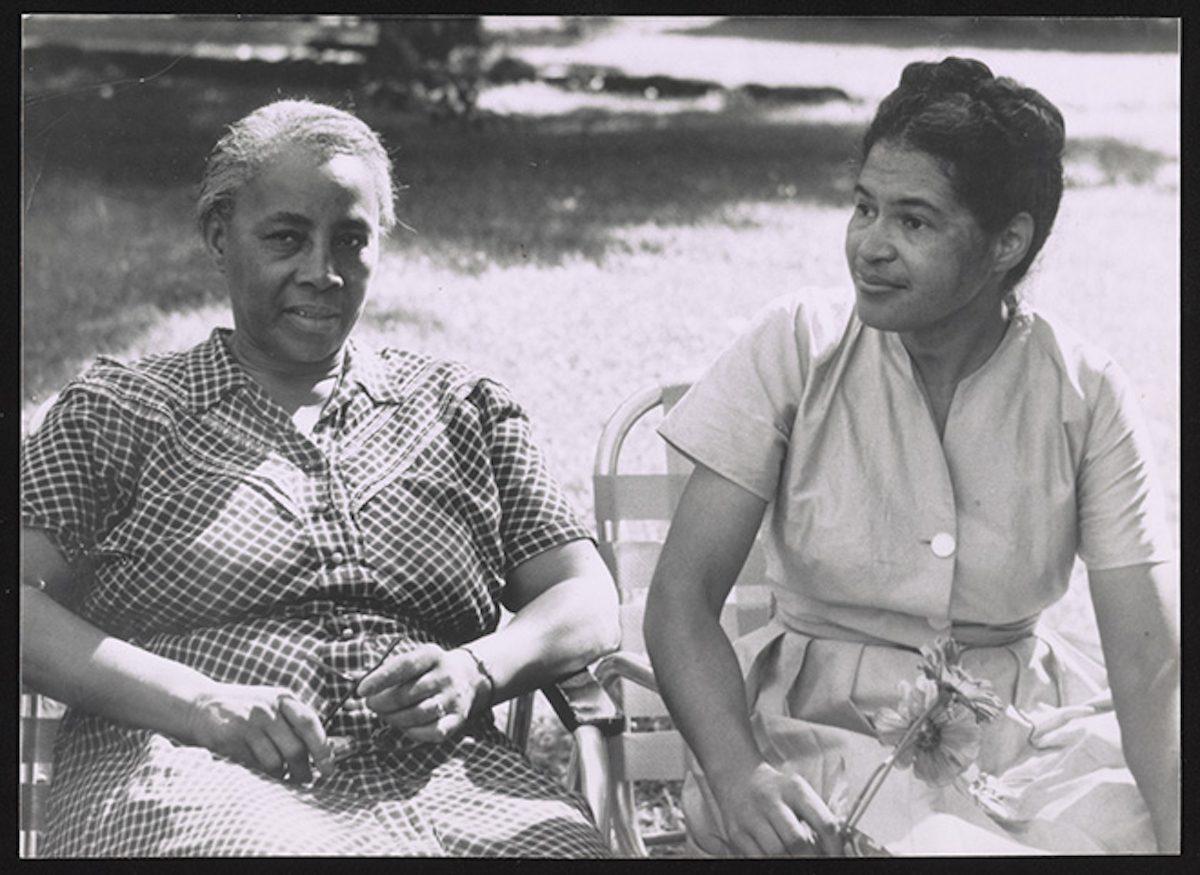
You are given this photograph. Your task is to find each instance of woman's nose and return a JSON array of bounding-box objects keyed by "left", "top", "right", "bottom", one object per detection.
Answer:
[
  {"left": 856, "top": 221, "right": 897, "bottom": 263},
  {"left": 297, "top": 243, "right": 344, "bottom": 290}
]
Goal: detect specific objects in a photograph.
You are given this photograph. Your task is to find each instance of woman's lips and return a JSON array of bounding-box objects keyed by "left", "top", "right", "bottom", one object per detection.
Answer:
[
  {"left": 283, "top": 306, "right": 341, "bottom": 330},
  {"left": 855, "top": 274, "right": 908, "bottom": 294}
]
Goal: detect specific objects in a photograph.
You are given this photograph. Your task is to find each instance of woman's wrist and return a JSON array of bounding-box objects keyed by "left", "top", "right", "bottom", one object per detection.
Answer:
[
  {"left": 703, "top": 745, "right": 769, "bottom": 791},
  {"left": 456, "top": 644, "right": 496, "bottom": 714}
]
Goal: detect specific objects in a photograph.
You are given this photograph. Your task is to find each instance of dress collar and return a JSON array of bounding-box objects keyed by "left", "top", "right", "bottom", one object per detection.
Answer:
[{"left": 182, "top": 328, "right": 417, "bottom": 418}]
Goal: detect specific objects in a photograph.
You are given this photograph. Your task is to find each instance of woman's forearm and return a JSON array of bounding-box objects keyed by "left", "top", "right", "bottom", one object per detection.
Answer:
[
  {"left": 21, "top": 585, "right": 217, "bottom": 742},
  {"left": 466, "top": 572, "right": 620, "bottom": 704},
  {"left": 644, "top": 584, "right": 765, "bottom": 784},
  {"left": 1109, "top": 653, "right": 1180, "bottom": 852},
  {"left": 1089, "top": 562, "right": 1180, "bottom": 852}
]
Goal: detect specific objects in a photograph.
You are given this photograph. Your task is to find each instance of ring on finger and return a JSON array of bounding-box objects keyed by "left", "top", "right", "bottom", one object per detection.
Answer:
[{"left": 432, "top": 699, "right": 445, "bottom": 719}]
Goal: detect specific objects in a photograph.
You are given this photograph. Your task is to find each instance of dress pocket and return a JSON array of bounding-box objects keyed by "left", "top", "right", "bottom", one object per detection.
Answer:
[{"left": 773, "top": 636, "right": 912, "bottom": 737}]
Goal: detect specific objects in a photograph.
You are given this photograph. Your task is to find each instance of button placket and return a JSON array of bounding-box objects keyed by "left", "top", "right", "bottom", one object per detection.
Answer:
[{"left": 923, "top": 528, "right": 957, "bottom": 630}]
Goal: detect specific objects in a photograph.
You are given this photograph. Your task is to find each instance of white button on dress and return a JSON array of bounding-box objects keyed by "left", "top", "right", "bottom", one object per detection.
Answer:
[{"left": 930, "top": 532, "right": 956, "bottom": 558}]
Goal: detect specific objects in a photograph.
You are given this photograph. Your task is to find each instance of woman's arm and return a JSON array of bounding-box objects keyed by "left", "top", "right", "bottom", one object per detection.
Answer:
[
  {"left": 20, "top": 528, "right": 333, "bottom": 782},
  {"left": 1088, "top": 561, "right": 1180, "bottom": 853},
  {"left": 358, "top": 539, "right": 620, "bottom": 740},
  {"left": 643, "top": 464, "right": 840, "bottom": 856}
]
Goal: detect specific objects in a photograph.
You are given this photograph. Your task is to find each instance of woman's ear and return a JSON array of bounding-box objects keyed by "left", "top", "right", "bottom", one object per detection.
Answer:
[
  {"left": 202, "top": 213, "right": 228, "bottom": 271},
  {"left": 992, "top": 212, "right": 1034, "bottom": 275}
]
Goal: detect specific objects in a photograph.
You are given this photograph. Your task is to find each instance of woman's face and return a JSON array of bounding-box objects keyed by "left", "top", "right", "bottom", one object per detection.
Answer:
[
  {"left": 845, "top": 140, "right": 1005, "bottom": 336},
  {"left": 206, "top": 144, "right": 383, "bottom": 370}
]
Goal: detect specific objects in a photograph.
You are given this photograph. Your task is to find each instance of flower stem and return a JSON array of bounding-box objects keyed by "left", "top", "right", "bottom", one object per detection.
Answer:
[{"left": 844, "top": 694, "right": 945, "bottom": 833}]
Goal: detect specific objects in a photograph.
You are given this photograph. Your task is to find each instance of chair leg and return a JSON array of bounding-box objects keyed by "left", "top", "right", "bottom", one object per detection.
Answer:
[
  {"left": 570, "top": 725, "right": 612, "bottom": 844},
  {"left": 612, "top": 779, "right": 649, "bottom": 857},
  {"left": 506, "top": 691, "right": 534, "bottom": 752}
]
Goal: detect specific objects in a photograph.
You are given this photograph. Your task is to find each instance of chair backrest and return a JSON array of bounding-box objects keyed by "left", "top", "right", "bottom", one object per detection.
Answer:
[
  {"left": 592, "top": 383, "right": 770, "bottom": 608},
  {"left": 592, "top": 384, "right": 774, "bottom": 852}
]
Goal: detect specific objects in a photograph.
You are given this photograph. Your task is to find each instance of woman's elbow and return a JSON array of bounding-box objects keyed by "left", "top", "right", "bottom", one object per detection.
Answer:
[
  {"left": 558, "top": 571, "right": 620, "bottom": 661},
  {"left": 586, "top": 583, "right": 621, "bottom": 659}
]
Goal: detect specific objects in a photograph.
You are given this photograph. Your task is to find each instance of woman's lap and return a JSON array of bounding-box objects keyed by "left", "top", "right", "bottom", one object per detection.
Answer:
[
  {"left": 683, "top": 629, "right": 1154, "bottom": 855},
  {"left": 45, "top": 727, "right": 608, "bottom": 857}
]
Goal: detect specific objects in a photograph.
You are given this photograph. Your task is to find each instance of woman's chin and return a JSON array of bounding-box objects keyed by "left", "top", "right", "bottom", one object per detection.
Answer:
[{"left": 854, "top": 296, "right": 912, "bottom": 333}]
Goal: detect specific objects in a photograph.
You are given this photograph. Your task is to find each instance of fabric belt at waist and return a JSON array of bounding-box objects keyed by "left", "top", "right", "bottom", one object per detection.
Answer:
[{"left": 776, "top": 610, "right": 1039, "bottom": 650}]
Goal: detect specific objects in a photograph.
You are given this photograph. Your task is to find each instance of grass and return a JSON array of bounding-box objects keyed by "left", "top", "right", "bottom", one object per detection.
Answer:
[{"left": 22, "top": 33, "right": 1179, "bottom": 853}]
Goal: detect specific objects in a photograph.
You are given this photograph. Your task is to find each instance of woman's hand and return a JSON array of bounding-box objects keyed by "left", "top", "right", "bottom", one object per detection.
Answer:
[
  {"left": 710, "top": 761, "right": 843, "bottom": 856},
  {"left": 357, "top": 643, "right": 489, "bottom": 744},
  {"left": 187, "top": 684, "right": 333, "bottom": 784}
]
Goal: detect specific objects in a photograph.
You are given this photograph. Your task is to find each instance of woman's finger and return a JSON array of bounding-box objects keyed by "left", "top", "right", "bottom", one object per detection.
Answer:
[
  {"left": 764, "top": 803, "right": 819, "bottom": 855},
  {"left": 393, "top": 708, "right": 459, "bottom": 745},
  {"left": 278, "top": 695, "right": 332, "bottom": 776},
  {"left": 244, "top": 729, "right": 285, "bottom": 778},
  {"left": 356, "top": 645, "right": 439, "bottom": 698},
  {"left": 263, "top": 719, "right": 311, "bottom": 783},
  {"left": 362, "top": 673, "right": 441, "bottom": 716},
  {"left": 781, "top": 777, "right": 842, "bottom": 855},
  {"left": 380, "top": 694, "right": 447, "bottom": 730},
  {"left": 728, "top": 823, "right": 771, "bottom": 857}
]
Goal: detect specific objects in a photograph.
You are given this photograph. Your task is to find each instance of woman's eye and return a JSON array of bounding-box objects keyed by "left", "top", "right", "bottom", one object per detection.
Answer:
[
  {"left": 853, "top": 203, "right": 874, "bottom": 219},
  {"left": 337, "top": 233, "right": 368, "bottom": 251},
  {"left": 902, "top": 215, "right": 926, "bottom": 231},
  {"left": 267, "top": 231, "right": 302, "bottom": 247}
]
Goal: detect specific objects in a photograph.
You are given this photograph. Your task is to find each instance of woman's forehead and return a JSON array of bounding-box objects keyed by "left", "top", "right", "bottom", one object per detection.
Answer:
[
  {"left": 857, "top": 141, "right": 962, "bottom": 209},
  {"left": 237, "top": 148, "right": 382, "bottom": 222}
]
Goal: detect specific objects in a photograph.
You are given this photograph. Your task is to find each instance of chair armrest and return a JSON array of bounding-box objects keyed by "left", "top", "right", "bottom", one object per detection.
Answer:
[
  {"left": 541, "top": 667, "right": 625, "bottom": 738},
  {"left": 593, "top": 650, "right": 658, "bottom": 696}
]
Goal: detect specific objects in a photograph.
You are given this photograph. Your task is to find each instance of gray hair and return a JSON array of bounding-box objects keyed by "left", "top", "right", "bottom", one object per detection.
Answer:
[{"left": 195, "top": 99, "right": 397, "bottom": 234}]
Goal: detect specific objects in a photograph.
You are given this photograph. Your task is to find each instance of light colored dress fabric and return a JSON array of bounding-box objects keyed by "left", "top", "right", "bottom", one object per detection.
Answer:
[{"left": 658, "top": 293, "right": 1173, "bottom": 855}]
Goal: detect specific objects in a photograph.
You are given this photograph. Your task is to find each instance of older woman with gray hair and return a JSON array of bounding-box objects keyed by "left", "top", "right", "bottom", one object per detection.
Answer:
[{"left": 21, "top": 99, "right": 619, "bottom": 857}]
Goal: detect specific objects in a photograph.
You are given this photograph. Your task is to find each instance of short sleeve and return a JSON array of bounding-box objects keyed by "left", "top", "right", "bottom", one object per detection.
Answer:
[
  {"left": 658, "top": 296, "right": 811, "bottom": 500},
  {"left": 21, "top": 386, "right": 141, "bottom": 567},
  {"left": 471, "top": 379, "right": 593, "bottom": 572},
  {"left": 1076, "top": 360, "right": 1174, "bottom": 570}
]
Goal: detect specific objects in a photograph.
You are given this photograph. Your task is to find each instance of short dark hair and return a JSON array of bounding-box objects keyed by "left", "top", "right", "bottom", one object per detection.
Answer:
[{"left": 862, "top": 57, "right": 1065, "bottom": 291}]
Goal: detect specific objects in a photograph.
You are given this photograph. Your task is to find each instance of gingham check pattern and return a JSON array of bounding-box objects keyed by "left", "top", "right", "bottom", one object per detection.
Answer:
[{"left": 20, "top": 330, "right": 607, "bottom": 857}]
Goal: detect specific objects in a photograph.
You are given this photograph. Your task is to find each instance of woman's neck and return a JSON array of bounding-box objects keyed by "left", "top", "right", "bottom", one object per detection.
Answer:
[
  {"left": 900, "top": 294, "right": 1012, "bottom": 393},
  {"left": 228, "top": 332, "right": 344, "bottom": 416}
]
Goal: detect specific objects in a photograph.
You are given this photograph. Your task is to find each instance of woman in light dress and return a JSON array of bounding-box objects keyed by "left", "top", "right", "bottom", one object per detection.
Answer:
[{"left": 644, "top": 57, "right": 1178, "bottom": 855}]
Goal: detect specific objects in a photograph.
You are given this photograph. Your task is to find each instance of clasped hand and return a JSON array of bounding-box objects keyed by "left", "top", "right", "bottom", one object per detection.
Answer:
[
  {"left": 185, "top": 644, "right": 487, "bottom": 783},
  {"left": 187, "top": 683, "right": 332, "bottom": 784},
  {"left": 357, "top": 643, "right": 489, "bottom": 744}
]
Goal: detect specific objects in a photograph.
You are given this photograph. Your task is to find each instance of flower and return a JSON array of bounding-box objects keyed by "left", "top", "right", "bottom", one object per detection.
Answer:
[
  {"left": 836, "top": 636, "right": 1009, "bottom": 845},
  {"left": 919, "top": 637, "right": 1004, "bottom": 721},
  {"left": 873, "top": 676, "right": 981, "bottom": 786}
]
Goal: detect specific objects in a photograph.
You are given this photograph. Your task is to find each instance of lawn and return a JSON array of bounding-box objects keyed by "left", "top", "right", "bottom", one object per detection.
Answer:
[{"left": 21, "top": 18, "right": 1179, "bottom": 852}]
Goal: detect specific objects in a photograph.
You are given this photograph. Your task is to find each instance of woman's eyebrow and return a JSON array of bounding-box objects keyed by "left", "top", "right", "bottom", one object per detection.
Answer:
[
  {"left": 893, "top": 196, "right": 944, "bottom": 215},
  {"left": 854, "top": 184, "right": 943, "bottom": 215},
  {"left": 259, "top": 211, "right": 312, "bottom": 227}
]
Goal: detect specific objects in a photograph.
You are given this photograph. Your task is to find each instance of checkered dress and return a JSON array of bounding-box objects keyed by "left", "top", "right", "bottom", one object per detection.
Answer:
[{"left": 20, "top": 329, "right": 610, "bottom": 857}]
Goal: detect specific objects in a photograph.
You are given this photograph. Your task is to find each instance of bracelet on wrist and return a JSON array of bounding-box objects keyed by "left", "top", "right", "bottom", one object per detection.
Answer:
[{"left": 458, "top": 644, "right": 496, "bottom": 707}]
